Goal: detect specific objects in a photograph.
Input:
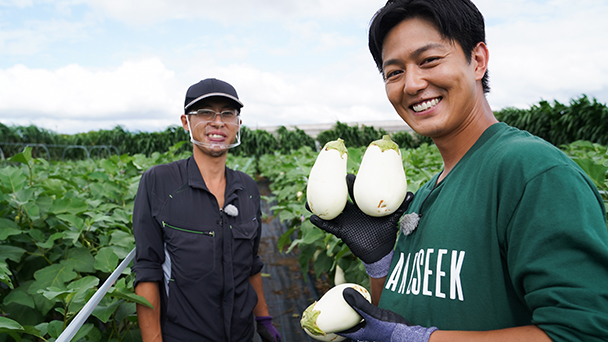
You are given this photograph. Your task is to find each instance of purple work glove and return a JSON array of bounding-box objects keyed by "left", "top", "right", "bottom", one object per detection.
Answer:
[
  {"left": 256, "top": 316, "right": 282, "bottom": 342},
  {"left": 308, "top": 174, "right": 414, "bottom": 264},
  {"left": 339, "top": 288, "right": 437, "bottom": 342}
]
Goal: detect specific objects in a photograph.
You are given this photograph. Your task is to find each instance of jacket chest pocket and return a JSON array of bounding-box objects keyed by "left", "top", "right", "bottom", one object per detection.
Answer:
[
  {"left": 162, "top": 220, "right": 216, "bottom": 281},
  {"left": 230, "top": 217, "right": 258, "bottom": 268}
]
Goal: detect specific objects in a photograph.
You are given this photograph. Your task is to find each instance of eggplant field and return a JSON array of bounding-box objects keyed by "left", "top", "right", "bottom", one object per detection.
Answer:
[{"left": 1, "top": 139, "right": 607, "bottom": 342}]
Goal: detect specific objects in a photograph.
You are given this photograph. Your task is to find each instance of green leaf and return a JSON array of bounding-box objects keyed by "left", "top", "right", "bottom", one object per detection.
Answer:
[
  {"left": 36, "top": 232, "right": 64, "bottom": 249},
  {"left": 300, "top": 223, "right": 325, "bottom": 245},
  {"left": 57, "top": 214, "right": 86, "bottom": 244},
  {"left": 22, "top": 325, "right": 44, "bottom": 339},
  {"left": 94, "top": 247, "right": 119, "bottom": 273},
  {"left": 0, "top": 316, "right": 25, "bottom": 334},
  {"left": 0, "top": 167, "right": 27, "bottom": 192},
  {"left": 0, "top": 217, "right": 22, "bottom": 240},
  {"left": 9, "top": 148, "right": 32, "bottom": 165},
  {"left": 13, "top": 188, "right": 35, "bottom": 205},
  {"left": 313, "top": 252, "right": 333, "bottom": 279},
  {"left": 29, "top": 263, "right": 78, "bottom": 295},
  {"left": 92, "top": 298, "right": 123, "bottom": 323},
  {"left": 27, "top": 228, "right": 45, "bottom": 242},
  {"left": 67, "top": 276, "right": 99, "bottom": 304},
  {"left": 120, "top": 327, "right": 144, "bottom": 342},
  {"left": 107, "top": 286, "right": 153, "bottom": 308},
  {"left": 110, "top": 230, "right": 135, "bottom": 249},
  {"left": 49, "top": 197, "right": 88, "bottom": 215},
  {"left": 38, "top": 286, "right": 73, "bottom": 301},
  {"left": 32, "top": 292, "right": 56, "bottom": 316},
  {"left": 111, "top": 208, "right": 132, "bottom": 224},
  {"left": 0, "top": 245, "right": 27, "bottom": 263},
  {"left": 48, "top": 174, "right": 79, "bottom": 188},
  {"left": 34, "top": 194, "right": 53, "bottom": 217},
  {"left": 88, "top": 213, "right": 114, "bottom": 225},
  {"left": 66, "top": 248, "right": 96, "bottom": 273},
  {"left": 573, "top": 158, "right": 608, "bottom": 189},
  {"left": 114, "top": 301, "right": 137, "bottom": 323},
  {"left": 278, "top": 227, "right": 296, "bottom": 251},
  {"left": 0, "top": 261, "right": 14, "bottom": 288},
  {"left": 34, "top": 322, "right": 48, "bottom": 337},
  {"left": 3, "top": 288, "right": 35, "bottom": 308},
  {"left": 87, "top": 172, "right": 110, "bottom": 182},
  {"left": 100, "top": 159, "right": 119, "bottom": 174},
  {"left": 105, "top": 245, "right": 132, "bottom": 260},
  {"left": 72, "top": 323, "right": 95, "bottom": 342},
  {"left": 47, "top": 320, "right": 64, "bottom": 339}
]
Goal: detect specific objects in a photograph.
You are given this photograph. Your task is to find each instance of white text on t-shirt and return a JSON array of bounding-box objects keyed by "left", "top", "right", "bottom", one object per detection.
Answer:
[{"left": 384, "top": 249, "right": 465, "bottom": 301}]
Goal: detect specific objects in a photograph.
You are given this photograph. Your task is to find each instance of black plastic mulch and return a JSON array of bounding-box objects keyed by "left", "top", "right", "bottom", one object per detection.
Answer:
[{"left": 255, "top": 180, "right": 320, "bottom": 342}]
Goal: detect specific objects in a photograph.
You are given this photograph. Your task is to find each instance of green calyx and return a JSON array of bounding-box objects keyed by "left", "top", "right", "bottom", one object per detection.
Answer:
[
  {"left": 300, "top": 302, "right": 325, "bottom": 337},
  {"left": 323, "top": 138, "right": 348, "bottom": 158},
  {"left": 371, "top": 135, "right": 399, "bottom": 152}
]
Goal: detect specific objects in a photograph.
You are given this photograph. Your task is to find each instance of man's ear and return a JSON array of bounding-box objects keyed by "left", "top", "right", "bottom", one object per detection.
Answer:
[
  {"left": 180, "top": 114, "right": 190, "bottom": 132},
  {"left": 472, "top": 42, "right": 489, "bottom": 82}
]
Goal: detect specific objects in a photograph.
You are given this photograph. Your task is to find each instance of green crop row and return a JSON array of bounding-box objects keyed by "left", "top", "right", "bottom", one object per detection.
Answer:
[
  {"left": 0, "top": 139, "right": 606, "bottom": 341},
  {"left": 1, "top": 94, "right": 606, "bottom": 161},
  {"left": 0, "top": 143, "right": 192, "bottom": 342},
  {"left": 495, "top": 95, "right": 608, "bottom": 146},
  {"left": 257, "top": 140, "right": 608, "bottom": 294}
]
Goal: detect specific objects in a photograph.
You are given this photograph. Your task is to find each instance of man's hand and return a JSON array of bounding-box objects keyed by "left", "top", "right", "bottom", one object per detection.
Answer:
[
  {"left": 256, "top": 316, "right": 281, "bottom": 342},
  {"left": 308, "top": 174, "right": 414, "bottom": 264},
  {"left": 339, "top": 288, "right": 437, "bottom": 342}
]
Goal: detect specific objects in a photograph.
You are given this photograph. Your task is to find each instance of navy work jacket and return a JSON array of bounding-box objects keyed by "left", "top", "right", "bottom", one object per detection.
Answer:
[{"left": 132, "top": 156, "right": 264, "bottom": 342}]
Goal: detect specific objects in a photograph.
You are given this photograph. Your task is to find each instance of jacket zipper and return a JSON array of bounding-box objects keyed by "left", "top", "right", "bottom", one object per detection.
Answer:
[
  {"left": 219, "top": 208, "right": 227, "bottom": 342},
  {"left": 161, "top": 221, "right": 215, "bottom": 237}
]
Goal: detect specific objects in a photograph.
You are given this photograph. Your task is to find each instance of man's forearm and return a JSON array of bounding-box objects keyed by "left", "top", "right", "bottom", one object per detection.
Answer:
[
  {"left": 250, "top": 272, "right": 270, "bottom": 317},
  {"left": 135, "top": 281, "right": 163, "bottom": 342},
  {"left": 428, "top": 325, "right": 551, "bottom": 342},
  {"left": 369, "top": 276, "right": 387, "bottom": 306},
  {"left": 368, "top": 277, "right": 551, "bottom": 342}
]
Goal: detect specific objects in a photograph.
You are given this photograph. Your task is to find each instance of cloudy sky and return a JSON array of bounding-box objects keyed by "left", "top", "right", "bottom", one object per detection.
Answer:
[{"left": 1, "top": 0, "right": 607, "bottom": 134}]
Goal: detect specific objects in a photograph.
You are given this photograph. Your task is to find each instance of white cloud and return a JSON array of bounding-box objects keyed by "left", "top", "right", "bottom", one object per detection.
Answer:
[
  {"left": 1, "top": 0, "right": 607, "bottom": 136},
  {"left": 84, "top": 0, "right": 385, "bottom": 25},
  {"left": 0, "top": 0, "right": 32, "bottom": 7},
  {"left": 202, "top": 53, "right": 394, "bottom": 129},
  {"left": 0, "top": 18, "right": 91, "bottom": 56},
  {"left": 0, "top": 58, "right": 183, "bottom": 132},
  {"left": 478, "top": 0, "right": 608, "bottom": 109}
]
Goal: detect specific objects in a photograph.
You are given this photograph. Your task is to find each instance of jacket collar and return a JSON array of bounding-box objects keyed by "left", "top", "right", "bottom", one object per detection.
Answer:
[{"left": 186, "top": 156, "right": 244, "bottom": 197}]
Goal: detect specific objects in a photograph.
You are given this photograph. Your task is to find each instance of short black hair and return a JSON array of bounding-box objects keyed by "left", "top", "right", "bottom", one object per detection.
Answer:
[{"left": 368, "top": 0, "right": 490, "bottom": 93}]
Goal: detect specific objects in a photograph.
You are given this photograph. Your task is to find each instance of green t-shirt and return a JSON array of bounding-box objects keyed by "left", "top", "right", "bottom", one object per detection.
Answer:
[{"left": 379, "top": 123, "right": 608, "bottom": 341}]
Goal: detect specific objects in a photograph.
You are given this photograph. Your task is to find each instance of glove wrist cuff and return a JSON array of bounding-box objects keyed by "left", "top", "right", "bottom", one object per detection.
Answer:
[
  {"left": 363, "top": 250, "right": 394, "bottom": 278},
  {"left": 392, "top": 325, "right": 438, "bottom": 342}
]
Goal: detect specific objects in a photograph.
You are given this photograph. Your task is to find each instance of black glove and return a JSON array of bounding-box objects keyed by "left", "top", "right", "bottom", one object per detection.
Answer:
[
  {"left": 308, "top": 174, "right": 414, "bottom": 264},
  {"left": 339, "top": 287, "right": 437, "bottom": 342}
]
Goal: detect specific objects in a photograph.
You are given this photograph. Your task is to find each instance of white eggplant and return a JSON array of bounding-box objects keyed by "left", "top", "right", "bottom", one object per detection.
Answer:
[
  {"left": 354, "top": 135, "right": 407, "bottom": 217},
  {"left": 301, "top": 283, "right": 371, "bottom": 341},
  {"left": 306, "top": 139, "right": 348, "bottom": 220},
  {"left": 334, "top": 265, "right": 346, "bottom": 285}
]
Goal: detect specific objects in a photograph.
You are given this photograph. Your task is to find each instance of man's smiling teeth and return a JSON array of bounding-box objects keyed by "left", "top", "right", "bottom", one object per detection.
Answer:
[
  {"left": 208, "top": 134, "right": 224, "bottom": 139},
  {"left": 412, "top": 98, "right": 440, "bottom": 112}
]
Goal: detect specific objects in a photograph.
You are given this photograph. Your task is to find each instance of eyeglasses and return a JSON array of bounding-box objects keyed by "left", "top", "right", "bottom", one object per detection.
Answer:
[{"left": 187, "top": 109, "right": 240, "bottom": 124}]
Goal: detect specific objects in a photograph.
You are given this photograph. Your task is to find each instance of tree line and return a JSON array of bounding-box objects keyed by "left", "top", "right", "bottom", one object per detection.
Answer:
[{"left": 1, "top": 94, "right": 606, "bottom": 160}]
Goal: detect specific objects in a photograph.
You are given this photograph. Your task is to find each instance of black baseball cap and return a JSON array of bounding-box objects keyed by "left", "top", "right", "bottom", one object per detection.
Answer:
[{"left": 184, "top": 78, "right": 244, "bottom": 113}]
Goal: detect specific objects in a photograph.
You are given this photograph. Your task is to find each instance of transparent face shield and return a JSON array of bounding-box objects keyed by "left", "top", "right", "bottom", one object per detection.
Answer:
[{"left": 185, "top": 111, "right": 241, "bottom": 150}]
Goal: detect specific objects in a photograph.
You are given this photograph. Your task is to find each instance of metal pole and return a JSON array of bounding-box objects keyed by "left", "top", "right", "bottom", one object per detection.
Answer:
[{"left": 56, "top": 248, "right": 136, "bottom": 342}]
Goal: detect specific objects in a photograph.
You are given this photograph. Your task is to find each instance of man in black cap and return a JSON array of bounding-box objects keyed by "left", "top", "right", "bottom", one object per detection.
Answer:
[{"left": 132, "top": 78, "right": 282, "bottom": 342}]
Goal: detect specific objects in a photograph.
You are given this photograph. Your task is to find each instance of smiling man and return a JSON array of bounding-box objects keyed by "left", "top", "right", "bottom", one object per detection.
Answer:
[
  {"left": 132, "top": 78, "right": 281, "bottom": 342},
  {"left": 308, "top": 1, "right": 608, "bottom": 341}
]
